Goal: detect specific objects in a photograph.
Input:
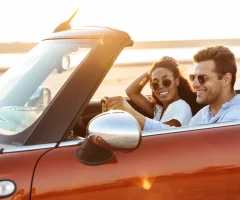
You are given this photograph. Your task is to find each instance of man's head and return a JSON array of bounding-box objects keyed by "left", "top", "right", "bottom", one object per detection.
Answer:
[{"left": 190, "top": 45, "right": 237, "bottom": 105}]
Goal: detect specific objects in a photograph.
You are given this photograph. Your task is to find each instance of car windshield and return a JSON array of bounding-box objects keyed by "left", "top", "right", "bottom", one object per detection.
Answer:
[{"left": 0, "top": 38, "right": 97, "bottom": 147}]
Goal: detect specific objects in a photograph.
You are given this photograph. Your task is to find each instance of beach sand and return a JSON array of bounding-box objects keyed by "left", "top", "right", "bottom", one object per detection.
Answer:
[{"left": 1, "top": 61, "right": 240, "bottom": 101}]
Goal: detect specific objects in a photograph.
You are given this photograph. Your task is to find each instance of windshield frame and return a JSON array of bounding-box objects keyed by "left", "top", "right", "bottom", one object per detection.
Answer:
[
  {"left": 0, "top": 38, "right": 99, "bottom": 147},
  {"left": 24, "top": 37, "right": 130, "bottom": 146}
]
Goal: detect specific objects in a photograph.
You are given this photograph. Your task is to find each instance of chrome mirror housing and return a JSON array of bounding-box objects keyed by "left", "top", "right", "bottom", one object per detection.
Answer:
[
  {"left": 77, "top": 110, "right": 141, "bottom": 165},
  {"left": 87, "top": 110, "right": 141, "bottom": 150}
]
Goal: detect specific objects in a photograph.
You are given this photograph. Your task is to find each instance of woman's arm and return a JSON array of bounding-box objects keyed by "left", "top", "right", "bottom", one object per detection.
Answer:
[
  {"left": 125, "top": 71, "right": 153, "bottom": 117},
  {"left": 163, "top": 119, "right": 181, "bottom": 127},
  {"left": 161, "top": 100, "right": 192, "bottom": 127}
]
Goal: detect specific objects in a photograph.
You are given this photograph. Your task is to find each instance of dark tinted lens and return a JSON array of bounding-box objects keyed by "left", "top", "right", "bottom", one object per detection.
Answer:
[
  {"left": 189, "top": 74, "right": 195, "bottom": 82},
  {"left": 198, "top": 75, "right": 205, "bottom": 84},
  {"left": 150, "top": 81, "right": 159, "bottom": 90},
  {"left": 162, "top": 79, "right": 172, "bottom": 87}
]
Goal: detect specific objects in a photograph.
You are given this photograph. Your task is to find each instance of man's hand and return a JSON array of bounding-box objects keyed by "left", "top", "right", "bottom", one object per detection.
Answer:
[
  {"left": 105, "top": 96, "right": 146, "bottom": 130},
  {"left": 106, "top": 96, "right": 133, "bottom": 113}
]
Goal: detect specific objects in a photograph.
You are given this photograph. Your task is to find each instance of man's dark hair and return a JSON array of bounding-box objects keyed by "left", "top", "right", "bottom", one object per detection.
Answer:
[{"left": 193, "top": 45, "right": 237, "bottom": 89}]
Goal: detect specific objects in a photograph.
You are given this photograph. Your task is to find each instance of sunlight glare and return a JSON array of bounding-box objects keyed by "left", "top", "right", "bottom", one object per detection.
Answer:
[
  {"left": 141, "top": 178, "right": 153, "bottom": 190},
  {"left": 1, "top": 0, "right": 240, "bottom": 41}
]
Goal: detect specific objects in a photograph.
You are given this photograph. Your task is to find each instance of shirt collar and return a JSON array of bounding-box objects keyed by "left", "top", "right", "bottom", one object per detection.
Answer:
[
  {"left": 222, "top": 94, "right": 240, "bottom": 109},
  {"left": 208, "top": 94, "right": 240, "bottom": 114}
]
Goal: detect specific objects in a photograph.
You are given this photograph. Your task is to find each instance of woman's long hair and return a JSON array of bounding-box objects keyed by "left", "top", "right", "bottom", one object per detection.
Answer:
[{"left": 149, "top": 56, "right": 203, "bottom": 116}]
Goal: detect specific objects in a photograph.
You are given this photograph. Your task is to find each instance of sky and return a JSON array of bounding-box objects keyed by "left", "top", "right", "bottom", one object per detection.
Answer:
[{"left": 1, "top": 0, "right": 240, "bottom": 42}]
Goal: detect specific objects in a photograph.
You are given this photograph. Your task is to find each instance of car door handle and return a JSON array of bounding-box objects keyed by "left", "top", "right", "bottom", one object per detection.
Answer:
[{"left": 0, "top": 180, "right": 16, "bottom": 198}]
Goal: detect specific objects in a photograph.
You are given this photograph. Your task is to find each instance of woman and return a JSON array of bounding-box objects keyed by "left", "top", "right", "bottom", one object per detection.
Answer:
[{"left": 126, "top": 56, "right": 201, "bottom": 127}]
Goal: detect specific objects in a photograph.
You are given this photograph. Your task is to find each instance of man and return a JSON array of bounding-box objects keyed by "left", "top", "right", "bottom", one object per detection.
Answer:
[{"left": 106, "top": 45, "right": 240, "bottom": 130}]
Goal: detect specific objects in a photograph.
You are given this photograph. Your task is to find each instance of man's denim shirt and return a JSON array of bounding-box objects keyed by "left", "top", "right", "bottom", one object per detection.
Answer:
[{"left": 144, "top": 95, "right": 240, "bottom": 131}]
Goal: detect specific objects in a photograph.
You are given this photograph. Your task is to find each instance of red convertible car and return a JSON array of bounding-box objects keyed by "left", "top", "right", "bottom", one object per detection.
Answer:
[{"left": 0, "top": 24, "right": 240, "bottom": 200}]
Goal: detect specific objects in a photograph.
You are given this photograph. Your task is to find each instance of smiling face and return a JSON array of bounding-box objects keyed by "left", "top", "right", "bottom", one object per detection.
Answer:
[
  {"left": 192, "top": 60, "right": 224, "bottom": 105},
  {"left": 151, "top": 67, "right": 180, "bottom": 107}
]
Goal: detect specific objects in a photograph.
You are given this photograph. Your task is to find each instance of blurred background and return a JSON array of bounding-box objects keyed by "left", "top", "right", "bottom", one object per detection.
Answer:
[{"left": 1, "top": 0, "right": 240, "bottom": 97}]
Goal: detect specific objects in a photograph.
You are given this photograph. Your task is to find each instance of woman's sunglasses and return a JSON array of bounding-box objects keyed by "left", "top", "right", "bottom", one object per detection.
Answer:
[
  {"left": 189, "top": 74, "right": 223, "bottom": 84},
  {"left": 150, "top": 78, "right": 173, "bottom": 90}
]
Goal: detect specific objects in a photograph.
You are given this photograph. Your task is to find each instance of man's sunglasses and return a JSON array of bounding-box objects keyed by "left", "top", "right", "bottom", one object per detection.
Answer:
[
  {"left": 189, "top": 74, "right": 223, "bottom": 84},
  {"left": 150, "top": 78, "right": 173, "bottom": 90}
]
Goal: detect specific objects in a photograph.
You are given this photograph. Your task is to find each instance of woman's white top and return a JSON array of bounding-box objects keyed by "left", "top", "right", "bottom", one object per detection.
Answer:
[{"left": 153, "top": 99, "right": 192, "bottom": 126}]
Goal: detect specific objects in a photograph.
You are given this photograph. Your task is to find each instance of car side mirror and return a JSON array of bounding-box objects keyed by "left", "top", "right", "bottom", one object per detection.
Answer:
[
  {"left": 26, "top": 86, "right": 51, "bottom": 108},
  {"left": 76, "top": 110, "right": 142, "bottom": 165}
]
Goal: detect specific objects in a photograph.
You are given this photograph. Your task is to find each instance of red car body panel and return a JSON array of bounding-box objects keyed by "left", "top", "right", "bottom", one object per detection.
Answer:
[
  {"left": 31, "top": 125, "right": 240, "bottom": 200},
  {"left": 0, "top": 148, "right": 52, "bottom": 200},
  {"left": 1, "top": 24, "right": 240, "bottom": 200}
]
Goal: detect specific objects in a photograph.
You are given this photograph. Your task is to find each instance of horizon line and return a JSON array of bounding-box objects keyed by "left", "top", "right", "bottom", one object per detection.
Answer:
[{"left": 2, "top": 38, "right": 240, "bottom": 53}]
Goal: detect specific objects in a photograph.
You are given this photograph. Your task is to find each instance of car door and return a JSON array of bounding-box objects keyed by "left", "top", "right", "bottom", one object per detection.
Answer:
[
  {"left": 0, "top": 145, "right": 55, "bottom": 200},
  {"left": 31, "top": 118, "right": 240, "bottom": 200}
]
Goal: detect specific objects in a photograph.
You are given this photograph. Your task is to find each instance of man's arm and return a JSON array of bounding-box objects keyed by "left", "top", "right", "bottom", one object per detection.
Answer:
[
  {"left": 106, "top": 96, "right": 170, "bottom": 130},
  {"left": 144, "top": 117, "right": 171, "bottom": 131}
]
